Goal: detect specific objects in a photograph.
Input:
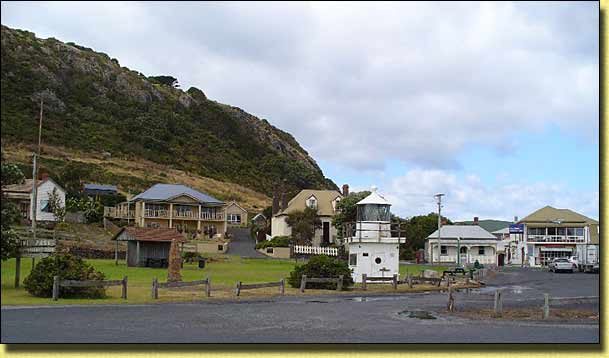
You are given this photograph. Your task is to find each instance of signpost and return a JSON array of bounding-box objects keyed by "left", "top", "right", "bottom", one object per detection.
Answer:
[
  {"left": 14, "top": 237, "right": 56, "bottom": 288},
  {"left": 509, "top": 224, "right": 524, "bottom": 234}
]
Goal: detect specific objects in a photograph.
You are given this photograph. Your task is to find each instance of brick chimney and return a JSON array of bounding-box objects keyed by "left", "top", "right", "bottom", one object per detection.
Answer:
[
  {"left": 342, "top": 184, "right": 349, "bottom": 196},
  {"left": 514, "top": 216, "right": 518, "bottom": 223},
  {"left": 473, "top": 217, "right": 479, "bottom": 225},
  {"left": 280, "top": 192, "right": 289, "bottom": 211}
]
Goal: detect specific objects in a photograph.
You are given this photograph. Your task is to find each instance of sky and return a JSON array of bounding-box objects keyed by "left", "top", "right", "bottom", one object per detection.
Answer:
[{"left": 1, "top": 1, "right": 600, "bottom": 221}]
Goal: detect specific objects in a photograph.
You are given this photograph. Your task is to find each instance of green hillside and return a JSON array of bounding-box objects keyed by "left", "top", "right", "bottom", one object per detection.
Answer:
[{"left": 0, "top": 25, "right": 337, "bottom": 196}]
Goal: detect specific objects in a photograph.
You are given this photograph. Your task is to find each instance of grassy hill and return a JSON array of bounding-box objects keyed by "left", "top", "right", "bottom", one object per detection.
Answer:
[{"left": 0, "top": 25, "right": 337, "bottom": 199}]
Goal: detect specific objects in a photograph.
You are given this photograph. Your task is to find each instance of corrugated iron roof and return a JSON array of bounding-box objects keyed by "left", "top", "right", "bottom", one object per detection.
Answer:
[
  {"left": 427, "top": 225, "right": 497, "bottom": 240},
  {"left": 519, "top": 206, "right": 598, "bottom": 225},
  {"left": 84, "top": 183, "right": 118, "bottom": 191},
  {"left": 130, "top": 184, "right": 223, "bottom": 205}
]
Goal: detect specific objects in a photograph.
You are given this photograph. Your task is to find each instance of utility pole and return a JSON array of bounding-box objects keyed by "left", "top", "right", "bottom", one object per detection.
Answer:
[{"left": 435, "top": 193, "right": 444, "bottom": 265}]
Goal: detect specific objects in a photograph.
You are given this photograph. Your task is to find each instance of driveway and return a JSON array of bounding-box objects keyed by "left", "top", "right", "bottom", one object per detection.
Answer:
[{"left": 225, "top": 227, "right": 267, "bottom": 258}]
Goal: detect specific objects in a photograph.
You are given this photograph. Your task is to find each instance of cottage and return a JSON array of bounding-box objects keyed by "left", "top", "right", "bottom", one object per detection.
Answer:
[
  {"left": 112, "top": 227, "right": 187, "bottom": 267},
  {"left": 425, "top": 225, "right": 499, "bottom": 266},
  {"left": 3, "top": 175, "right": 66, "bottom": 222},
  {"left": 104, "top": 184, "right": 226, "bottom": 239},
  {"left": 251, "top": 213, "right": 267, "bottom": 226},
  {"left": 225, "top": 201, "right": 248, "bottom": 227},
  {"left": 271, "top": 188, "right": 344, "bottom": 246}
]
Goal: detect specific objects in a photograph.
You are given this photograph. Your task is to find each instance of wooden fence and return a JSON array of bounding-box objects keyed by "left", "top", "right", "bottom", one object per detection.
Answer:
[
  {"left": 151, "top": 277, "right": 211, "bottom": 299},
  {"left": 361, "top": 274, "right": 398, "bottom": 290},
  {"left": 293, "top": 245, "right": 338, "bottom": 256},
  {"left": 299, "top": 275, "right": 344, "bottom": 292},
  {"left": 235, "top": 279, "right": 285, "bottom": 296},
  {"left": 52, "top": 275, "right": 127, "bottom": 300}
]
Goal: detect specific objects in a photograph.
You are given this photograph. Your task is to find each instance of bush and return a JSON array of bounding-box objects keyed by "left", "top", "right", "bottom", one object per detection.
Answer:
[
  {"left": 287, "top": 255, "right": 353, "bottom": 290},
  {"left": 255, "top": 236, "right": 291, "bottom": 249},
  {"left": 182, "top": 251, "right": 203, "bottom": 263},
  {"left": 23, "top": 254, "right": 106, "bottom": 298}
]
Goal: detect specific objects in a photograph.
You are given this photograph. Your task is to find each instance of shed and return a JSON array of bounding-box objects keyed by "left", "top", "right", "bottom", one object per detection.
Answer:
[
  {"left": 83, "top": 183, "right": 119, "bottom": 196},
  {"left": 112, "top": 227, "right": 187, "bottom": 268}
]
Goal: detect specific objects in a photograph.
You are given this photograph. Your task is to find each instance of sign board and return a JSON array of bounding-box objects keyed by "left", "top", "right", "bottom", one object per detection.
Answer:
[
  {"left": 509, "top": 224, "right": 524, "bottom": 234},
  {"left": 18, "top": 238, "right": 56, "bottom": 258}
]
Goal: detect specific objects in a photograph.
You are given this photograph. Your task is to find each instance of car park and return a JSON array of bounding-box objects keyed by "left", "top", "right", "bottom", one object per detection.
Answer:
[{"left": 548, "top": 258, "right": 574, "bottom": 273}]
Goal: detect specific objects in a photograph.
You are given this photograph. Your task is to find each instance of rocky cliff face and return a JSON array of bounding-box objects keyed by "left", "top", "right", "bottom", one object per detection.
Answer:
[{"left": 0, "top": 25, "right": 337, "bottom": 195}]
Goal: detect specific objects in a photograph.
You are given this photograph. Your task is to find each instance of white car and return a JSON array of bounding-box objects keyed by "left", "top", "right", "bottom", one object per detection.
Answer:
[
  {"left": 549, "top": 258, "right": 574, "bottom": 273},
  {"left": 567, "top": 256, "right": 578, "bottom": 269}
]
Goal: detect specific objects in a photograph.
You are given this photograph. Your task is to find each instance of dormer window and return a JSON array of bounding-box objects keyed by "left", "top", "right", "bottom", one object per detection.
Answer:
[
  {"left": 332, "top": 197, "right": 341, "bottom": 211},
  {"left": 307, "top": 196, "right": 317, "bottom": 209}
]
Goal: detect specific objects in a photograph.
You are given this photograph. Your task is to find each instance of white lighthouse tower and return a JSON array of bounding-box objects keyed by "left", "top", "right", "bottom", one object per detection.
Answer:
[{"left": 347, "top": 186, "right": 403, "bottom": 283}]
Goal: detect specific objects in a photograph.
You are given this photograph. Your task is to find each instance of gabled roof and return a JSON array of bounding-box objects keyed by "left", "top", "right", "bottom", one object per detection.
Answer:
[
  {"left": 275, "top": 189, "right": 342, "bottom": 217},
  {"left": 357, "top": 187, "right": 391, "bottom": 205},
  {"left": 84, "top": 183, "right": 118, "bottom": 192},
  {"left": 226, "top": 201, "right": 247, "bottom": 213},
  {"left": 112, "top": 227, "right": 187, "bottom": 242},
  {"left": 427, "top": 225, "right": 497, "bottom": 240},
  {"left": 252, "top": 213, "right": 267, "bottom": 221},
  {"left": 130, "top": 184, "right": 223, "bottom": 205},
  {"left": 3, "top": 178, "right": 65, "bottom": 194},
  {"left": 519, "top": 206, "right": 598, "bottom": 225}
]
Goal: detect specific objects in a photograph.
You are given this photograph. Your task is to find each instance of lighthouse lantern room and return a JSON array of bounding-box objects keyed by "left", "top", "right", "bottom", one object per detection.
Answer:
[{"left": 347, "top": 186, "right": 404, "bottom": 283}]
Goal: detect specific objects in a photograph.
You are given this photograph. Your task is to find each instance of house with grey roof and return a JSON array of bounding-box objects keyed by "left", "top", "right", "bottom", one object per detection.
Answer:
[
  {"left": 83, "top": 183, "right": 118, "bottom": 196},
  {"left": 104, "top": 184, "right": 227, "bottom": 239},
  {"left": 425, "top": 225, "right": 499, "bottom": 266}
]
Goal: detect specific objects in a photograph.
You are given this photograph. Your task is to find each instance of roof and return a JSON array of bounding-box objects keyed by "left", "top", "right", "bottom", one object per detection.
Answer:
[
  {"left": 226, "top": 201, "right": 247, "bottom": 212},
  {"left": 130, "top": 184, "right": 223, "bottom": 205},
  {"left": 252, "top": 213, "right": 267, "bottom": 221},
  {"left": 455, "top": 219, "right": 511, "bottom": 233},
  {"left": 357, "top": 187, "right": 391, "bottom": 205},
  {"left": 112, "top": 227, "right": 187, "bottom": 242},
  {"left": 427, "top": 225, "right": 497, "bottom": 240},
  {"left": 519, "top": 206, "right": 598, "bottom": 225},
  {"left": 3, "top": 178, "right": 64, "bottom": 194},
  {"left": 492, "top": 227, "right": 510, "bottom": 234},
  {"left": 84, "top": 183, "right": 118, "bottom": 192},
  {"left": 276, "top": 189, "right": 343, "bottom": 217}
]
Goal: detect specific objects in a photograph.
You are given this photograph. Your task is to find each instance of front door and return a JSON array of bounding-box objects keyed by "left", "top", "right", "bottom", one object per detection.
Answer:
[
  {"left": 371, "top": 252, "right": 389, "bottom": 277},
  {"left": 459, "top": 247, "right": 468, "bottom": 266},
  {"left": 322, "top": 222, "right": 330, "bottom": 245},
  {"left": 498, "top": 253, "right": 505, "bottom": 266}
]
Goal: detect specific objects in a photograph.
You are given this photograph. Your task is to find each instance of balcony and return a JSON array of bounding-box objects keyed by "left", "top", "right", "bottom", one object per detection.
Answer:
[
  {"left": 144, "top": 209, "right": 169, "bottom": 218},
  {"left": 200, "top": 212, "right": 224, "bottom": 221},
  {"left": 527, "top": 235, "right": 585, "bottom": 244},
  {"left": 173, "top": 210, "right": 198, "bottom": 220},
  {"left": 104, "top": 207, "right": 134, "bottom": 219}
]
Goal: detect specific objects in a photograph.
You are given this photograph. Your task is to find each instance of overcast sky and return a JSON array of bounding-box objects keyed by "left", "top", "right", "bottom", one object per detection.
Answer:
[{"left": 1, "top": 1, "right": 599, "bottom": 221}]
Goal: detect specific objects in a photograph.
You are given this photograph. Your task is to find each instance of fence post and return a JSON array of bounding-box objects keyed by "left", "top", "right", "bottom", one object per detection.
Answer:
[
  {"left": 337, "top": 275, "right": 344, "bottom": 291},
  {"left": 447, "top": 285, "right": 454, "bottom": 312},
  {"left": 205, "top": 278, "right": 211, "bottom": 297},
  {"left": 300, "top": 275, "right": 307, "bottom": 293},
  {"left": 152, "top": 278, "right": 158, "bottom": 299},
  {"left": 362, "top": 274, "right": 367, "bottom": 290},
  {"left": 543, "top": 293, "right": 550, "bottom": 319},
  {"left": 235, "top": 281, "right": 241, "bottom": 296},
  {"left": 121, "top": 276, "right": 128, "bottom": 299},
  {"left": 392, "top": 274, "right": 398, "bottom": 290},
  {"left": 407, "top": 273, "right": 413, "bottom": 288},
  {"left": 493, "top": 290, "right": 503, "bottom": 317},
  {"left": 279, "top": 279, "right": 285, "bottom": 295},
  {"left": 52, "top": 275, "right": 59, "bottom": 301}
]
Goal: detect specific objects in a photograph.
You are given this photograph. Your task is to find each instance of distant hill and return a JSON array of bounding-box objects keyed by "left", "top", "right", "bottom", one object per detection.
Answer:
[
  {"left": 454, "top": 219, "right": 512, "bottom": 233},
  {"left": 0, "top": 25, "right": 337, "bottom": 198}
]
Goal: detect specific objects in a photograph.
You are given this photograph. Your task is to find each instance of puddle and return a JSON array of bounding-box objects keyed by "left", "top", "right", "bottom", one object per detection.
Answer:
[
  {"left": 398, "top": 310, "right": 437, "bottom": 319},
  {"left": 306, "top": 300, "right": 329, "bottom": 304},
  {"left": 471, "top": 285, "right": 531, "bottom": 295}
]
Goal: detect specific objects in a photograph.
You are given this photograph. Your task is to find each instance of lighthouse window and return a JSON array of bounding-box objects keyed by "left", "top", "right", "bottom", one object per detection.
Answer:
[
  {"left": 375, "top": 257, "right": 382, "bottom": 264},
  {"left": 360, "top": 204, "right": 391, "bottom": 221},
  {"left": 362, "top": 252, "right": 369, "bottom": 257},
  {"left": 349, "top": 254, "right": 357, "bottom": 266}
]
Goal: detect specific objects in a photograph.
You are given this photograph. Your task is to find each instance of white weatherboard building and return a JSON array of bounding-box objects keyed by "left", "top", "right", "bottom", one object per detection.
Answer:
[
  {"left": 346, "top": 187, "right": 404, "bottom": 283},
  {"left": 425, "top": 225, "right": 499, "bottom": 266},
  {"left": 4, "top": 177, "right": 66, "bottom": 222}
]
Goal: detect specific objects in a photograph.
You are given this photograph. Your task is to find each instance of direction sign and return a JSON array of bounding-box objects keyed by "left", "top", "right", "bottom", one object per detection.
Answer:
[
  {"left": 509, "top": 224, "right": 524, "bottom": 234},
  {"left": 18, "top": 238, "right": 56, "bottom": 258}
]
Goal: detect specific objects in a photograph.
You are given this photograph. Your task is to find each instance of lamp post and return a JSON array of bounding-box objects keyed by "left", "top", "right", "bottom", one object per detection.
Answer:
[{"left": 434, "top": 193, "right": 444, "bottom": 265}]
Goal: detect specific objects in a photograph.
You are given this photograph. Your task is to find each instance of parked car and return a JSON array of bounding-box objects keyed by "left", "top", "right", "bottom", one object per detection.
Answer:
[
  {"left": 567, "top": 256, "right": 578, "bottom": 269},
  {"left": 548, "top": 258, "right": 574, "bottom": 273}
]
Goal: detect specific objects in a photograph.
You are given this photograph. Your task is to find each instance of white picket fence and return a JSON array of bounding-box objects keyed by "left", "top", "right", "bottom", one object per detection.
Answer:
[{"left": 293, "top": 245, "right": 338, "bottom": 256}]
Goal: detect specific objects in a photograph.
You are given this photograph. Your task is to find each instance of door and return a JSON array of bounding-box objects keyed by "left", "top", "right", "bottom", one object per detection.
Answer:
[
  {"left": 371, "top": 252, "right": 389, "bottom": 277},
  {"left": 322, "top": 222, "right": 330, "bottom": 245},
  {"left": 498, "top": 253, "right": 505, "bottom": 266},
  {"left": 459, "top": 247, "right": 468, "bottom": 265}
]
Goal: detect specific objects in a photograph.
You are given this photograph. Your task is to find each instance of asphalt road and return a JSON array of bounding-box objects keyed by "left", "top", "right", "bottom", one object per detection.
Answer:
[
  {"left": 225, "top": 227, "right": 267, "bottom": 258},
  {"left": 1, "top": 267, "right": 599, "bottom": 344}
]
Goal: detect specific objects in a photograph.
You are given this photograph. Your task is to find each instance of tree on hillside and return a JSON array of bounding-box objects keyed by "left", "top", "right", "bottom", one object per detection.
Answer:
[
  {"left": 332, "top": 191, "right": 370, "bottom": 239},
  {"left": 399, "top": 213, "right": 453, "bottom": 260},
  {"left": 1, "top": 151, "right": 25, "bottom": 260},
  {"left": 148, "top": 75, "right": 179, "bottom": 88},
  {"left": 286, "top": 207, "right": 322, "bottom": 245}
]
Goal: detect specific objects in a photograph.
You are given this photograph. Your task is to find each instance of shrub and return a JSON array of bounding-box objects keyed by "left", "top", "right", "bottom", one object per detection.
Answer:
[
  {"left": 182, "top": 251, "right": 203, "bottom": 263},
  {"left": 255, "top": 236, "right": 291, "bottom": 249},
  {"left": 287, "top": 255, "right": 353, "bottom": 290},
  {"left": 23, "top": 254, "right": 106, "bottom": 298}
]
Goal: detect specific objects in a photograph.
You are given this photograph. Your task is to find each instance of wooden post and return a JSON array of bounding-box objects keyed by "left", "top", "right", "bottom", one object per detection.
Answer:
[
  {"left": 205, "top": 278, "right": 211, "bottom": 297},
  {"left": 447, "top": 285, "right": 454, "bottom": 312},
  {"left": 300, "top": 275, "right": 307, "bottom": 293},
  {"left": 115, "top": 239, "right": 119, "bottom": 266},
  {"left": 392, "top": 274, "right": 398, "bottom": 290},
  {"left": 407, "top": 273, "right": 413, "bottom": 288},
  {"left": 32, "top": 257, "right": 36, "bottom": 268},
  {"left": 337, "top": 275, "right": 344, "bottom": 291},
  {"left": 15, "top": 255, "right": 21, "bottom": 288},
  {"left": 543, "top": 293, "right": 550, "bottom": 319},
  {"left": 121, "top": 276, "right": 128, "bottom": 299},
  {"left": 493, "top": 290, "right": 502, "bottom": 317},
  {"left": 152, "top": 278, "right": 158, "bottom": 299},
  {"left": 235, "top": 281, "right": 241, "bottom": 296},
  {"left": 52, "top": 275, "right": 59, "bottom": 301},
  {"left": 279, "top": 278, "right": 285, "bottom": 295},
  {"left": 362, "top": 274, "right": 367, "bottom": 290}
]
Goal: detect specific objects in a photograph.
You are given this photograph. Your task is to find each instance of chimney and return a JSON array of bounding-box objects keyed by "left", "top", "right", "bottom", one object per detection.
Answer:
[
  {"left": 342, "top": 184, "right": 349, "bottom": 196},
  {"left": 40, "top": 172, "right": 49, "bottom": 181},
  {"left": 473, "top": 217, "right": 479, "bottom": 225},
  {"left": 272, "top": 186, "right": 280, "bottom": 216},
  {"left": 514, "top": 216, "right": 518, "bottom": 223},
  {"left": 280, "top": 192, "right": 289, "bottom": 211}
]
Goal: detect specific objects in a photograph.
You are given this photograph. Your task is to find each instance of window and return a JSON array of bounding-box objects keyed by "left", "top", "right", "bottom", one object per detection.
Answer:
[
  {"left": 566, "top": 227, "right": 583, "bottom": 236},
  {"left": 478, "top": 247, "right": 485, "bottom": 255},
  {"left": 528, "top": 227, "right": 545, "bottom": 236},
  {"left": 547, "top": 227, "right": 556, "bottom": 235},
  {"left": 362, "top": 252, "right": 369, "bottom": 257},
  {"left": 40, "top": 200, "right": 51, "bottom": 213},
  {"left": 440, "top": 246, "right": 447, "bottom": 255},
  {"left": 146, "top": 222, "right": 161, "bottom": 228},
  {"left": 349, "top": 254, "right": 357, "bottom": 266},
  {"left": 375, "top": 257, "right": 382, "bottom": 264},
  {"left": 359, "top": 204, "right": 391, "bottom": 222},
  {"left": 228, "top": 214, "right": 242, "bottom": 223},
  {"left": 557, "top": 227, "right": 566, "bottom": 236},
  {"left": 307, "top": 197, "right": 317, "bottom": 209}
]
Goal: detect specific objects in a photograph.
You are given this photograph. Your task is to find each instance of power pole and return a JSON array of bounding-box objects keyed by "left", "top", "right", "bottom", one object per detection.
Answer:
[{"left": 435, "top": 193, "right": 444, "bottom": 265}]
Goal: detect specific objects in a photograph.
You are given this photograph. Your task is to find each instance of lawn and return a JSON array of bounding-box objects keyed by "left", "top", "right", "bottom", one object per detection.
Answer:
[{"left": 1, "top": 257, "right": 453, "bottom": 305}]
